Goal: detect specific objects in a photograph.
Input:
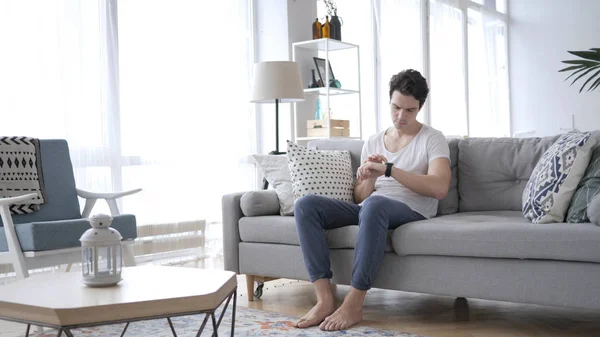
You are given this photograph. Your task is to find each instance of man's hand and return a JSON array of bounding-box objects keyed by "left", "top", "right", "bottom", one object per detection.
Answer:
[
  {"left": 357, "top": 161, "right": 386, "bottom": 181},
  {"left": 366, "top": 154, "right": 387, "bottom": 164}
]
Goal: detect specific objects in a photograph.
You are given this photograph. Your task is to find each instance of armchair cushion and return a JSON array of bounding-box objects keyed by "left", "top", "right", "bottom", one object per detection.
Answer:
[
  {"left": 0, "top": 214, "right": 137, "bottom": 252},
  {"left": 240, "top": 190, "right": 280, "bottom": 217},
  {"left": 0, "top": 140, "right": 82, "bottom": 225}
]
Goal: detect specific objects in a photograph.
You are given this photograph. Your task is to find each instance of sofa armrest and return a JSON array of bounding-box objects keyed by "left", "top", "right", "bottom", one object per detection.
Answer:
[{"left": 222, "top": 191, "right": 248, "bottom": 273}]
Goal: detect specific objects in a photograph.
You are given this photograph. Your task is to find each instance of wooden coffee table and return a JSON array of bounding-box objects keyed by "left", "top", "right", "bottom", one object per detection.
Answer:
[{"left": 0, "top": 265, "right": 237, "bottom": 336}]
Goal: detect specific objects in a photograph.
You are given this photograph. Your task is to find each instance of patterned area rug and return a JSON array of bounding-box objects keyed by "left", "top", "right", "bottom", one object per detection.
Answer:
[{"left": 29, "top": 306, "right": 428, "bottom": 337}]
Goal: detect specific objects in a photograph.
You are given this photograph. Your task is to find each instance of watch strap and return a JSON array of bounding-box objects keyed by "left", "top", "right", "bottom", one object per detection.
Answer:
[{"left": 385, "top": 162, "right": 393, "bottom": 177}]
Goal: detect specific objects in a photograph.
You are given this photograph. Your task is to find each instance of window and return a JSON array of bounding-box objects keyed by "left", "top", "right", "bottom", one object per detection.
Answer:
[
  {"left": 342, "top": 0, "right": 510, "bottom": 137},
  {"left": 0, "top": 0, "right": 256, "bottom": 268}
]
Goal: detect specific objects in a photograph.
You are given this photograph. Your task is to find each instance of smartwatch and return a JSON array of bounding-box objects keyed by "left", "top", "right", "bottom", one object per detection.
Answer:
[{"left": 384, "top": 162, "right": 393, "bottom": 177}]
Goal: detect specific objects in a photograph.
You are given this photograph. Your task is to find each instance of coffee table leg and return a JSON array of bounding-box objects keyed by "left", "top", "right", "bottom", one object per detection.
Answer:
[
  {"left": 196, "top": 314, "right": 210, "bottom": 337},
  {"left": 56, "top": 329, "right": 63, "bottom": 337},
  {"left": 64, "top": 328, "right": 74, "bottom": 337},
  {"left": 231, "top": 289, "right": 237, "bottom": 337},
  {"left": 167, "top": 317, "right": 178, "bottom": 337},
  {"left": 120, "top": 322, "right": 130, "bottom": 337},
  {"left": 215, "top": 291, "right": 234, "bottom": 328},
  {"left": 211, "top": 312, "right": 218, "bottom": 337}
]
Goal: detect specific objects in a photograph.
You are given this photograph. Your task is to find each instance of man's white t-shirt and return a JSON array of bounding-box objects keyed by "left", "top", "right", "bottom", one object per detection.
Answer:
[{"left": 360, "top": 124, "right": 450, "bottom": 219}]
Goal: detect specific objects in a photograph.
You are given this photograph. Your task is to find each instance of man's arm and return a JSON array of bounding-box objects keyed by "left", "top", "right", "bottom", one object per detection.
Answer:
[
  {"left": 389, "top": 158, "right": 451, "bottom": 200},
  {"left": 353, "top": 176, "right": 376, "bottom": 204}
]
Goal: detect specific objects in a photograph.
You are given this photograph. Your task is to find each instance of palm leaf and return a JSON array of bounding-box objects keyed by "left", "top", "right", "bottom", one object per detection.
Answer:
[
  {"left": 568, "top": 50, "right": 600, "bottom": 61},
  {"left": 565, "top": 65, "right": 598, "bottom": 82},
  {"left": 560, "top": 48, "right": 600, "bottom": 92},
  {"left": 590, "top": 77, "right": 600, "bottom": 92},
  {"left": 570, "top": 65, "right": 600, "bottom": 86},
  {"left": 559, "top": 65, "right": 584, "bottom": 72}
]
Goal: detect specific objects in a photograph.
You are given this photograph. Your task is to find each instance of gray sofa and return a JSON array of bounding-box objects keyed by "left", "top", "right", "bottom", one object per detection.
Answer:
[{"left": 222, "top": 135, "right": 600, "bottom": 310}]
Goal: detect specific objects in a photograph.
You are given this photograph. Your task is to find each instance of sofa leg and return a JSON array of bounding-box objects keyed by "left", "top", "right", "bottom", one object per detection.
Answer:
[
  {"left": 246, "top": 275, "right": 255, "bottom": 301},
  {"left": 454, "top": 297, "right": 469, "bottom": 321}
]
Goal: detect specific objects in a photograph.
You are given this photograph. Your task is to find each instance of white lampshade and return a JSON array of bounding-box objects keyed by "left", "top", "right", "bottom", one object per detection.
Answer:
[{"left": 250, "top": 61, "right": 305, "bottom": 103}]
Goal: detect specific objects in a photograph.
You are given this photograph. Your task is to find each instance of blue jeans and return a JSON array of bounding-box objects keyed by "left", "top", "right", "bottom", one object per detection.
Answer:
[{"left": 294, "top": 194, "right": 425, "bottom": 291}]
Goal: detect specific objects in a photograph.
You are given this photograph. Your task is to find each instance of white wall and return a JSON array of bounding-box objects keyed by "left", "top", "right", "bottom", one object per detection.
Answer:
[{"left": 509, "top": 0, "right": 600, "bottom": 137}]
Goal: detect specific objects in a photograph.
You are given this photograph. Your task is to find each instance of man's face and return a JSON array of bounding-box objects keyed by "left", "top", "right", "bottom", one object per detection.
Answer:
[{"left": 390, "top": 91, "right": 421, "bottom": 129}]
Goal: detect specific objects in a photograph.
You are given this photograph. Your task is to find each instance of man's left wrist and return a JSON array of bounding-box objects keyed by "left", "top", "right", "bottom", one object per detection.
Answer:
[{"left": 384, "top": 162, "right": 393, "bottom": 177}]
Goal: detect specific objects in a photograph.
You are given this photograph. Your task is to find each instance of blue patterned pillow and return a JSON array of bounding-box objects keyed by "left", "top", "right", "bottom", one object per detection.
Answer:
[{"left": 522, "top": 131, "right": 597, "bottom": 223}]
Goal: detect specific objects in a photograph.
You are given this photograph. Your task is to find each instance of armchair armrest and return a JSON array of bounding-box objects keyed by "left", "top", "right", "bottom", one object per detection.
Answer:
[
  {"left": 0, "top": 193, "right": 38, "bottom": 206},
  {"left": 77, "top": 188, "right": 142, "bottom": 218},
  {"left": 77, "top": 188, "right": 142, "bottom": 200}
]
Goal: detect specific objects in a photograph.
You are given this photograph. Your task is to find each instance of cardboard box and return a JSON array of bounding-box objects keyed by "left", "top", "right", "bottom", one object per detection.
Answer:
[{"left": 306, "top": 119, "right": 350, "bottom": 137}]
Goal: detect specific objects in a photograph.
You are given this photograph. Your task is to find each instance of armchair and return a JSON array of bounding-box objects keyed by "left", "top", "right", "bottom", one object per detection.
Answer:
[{"left": 0, "top": 140, "right": 140, "bottom": 279}]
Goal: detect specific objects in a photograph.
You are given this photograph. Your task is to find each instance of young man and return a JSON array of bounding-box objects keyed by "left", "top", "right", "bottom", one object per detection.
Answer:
[{"left": 293, "top": 69, "right": 451, "bottom": 331}]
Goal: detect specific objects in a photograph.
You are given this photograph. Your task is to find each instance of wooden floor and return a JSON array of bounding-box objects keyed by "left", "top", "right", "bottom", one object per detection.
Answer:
[
  {"left": 243, "top": 277, "right": 600, "bottom": 337},
  {"left": 1, "top": 258, "right": 599, "bottom": 337}
]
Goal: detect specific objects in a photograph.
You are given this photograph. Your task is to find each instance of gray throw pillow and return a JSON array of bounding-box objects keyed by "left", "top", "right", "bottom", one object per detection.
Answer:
[
  {"left": 566, "top": 146, "right": 600, "bottom": 223},
  {"left": 252, "top": 154, "right": 294, "bottom": 216},
  {"left": 586, "top": 193, "right": 600, "bottom": 225}
]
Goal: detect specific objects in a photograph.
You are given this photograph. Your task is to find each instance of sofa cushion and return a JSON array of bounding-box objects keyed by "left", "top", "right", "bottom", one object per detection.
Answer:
[
  {"left": 567, "top": 146, "right": 600, "bottom": 223},
  {"left": 252, "top": 154, "right": 294, "bottom": 216},
  {"left": 458, "top": 136, "right": 559, "bottom": 212},
  {"left": 0, "top": 214, "right": 137, "bottom": 252},
  {"left": 587, "top": 193, "right": 600, "bottom": 226},
  {"left": 238, "top": 216, "right": 394, "bottom": 252},
  {"left": 240, "top": 187, "right": 282, "bottom": 217},
  {"left": 308, "top": 139, "right": 364, "bottom": 178},
  {"left": 522, "top": 131, "right": 597, "bottom": 223},
  {"left": 391, "top": 211, "right": 600, "bottom": 263},
  {"left": 287, "top": 141, "right": 354, "bottom": 203}
]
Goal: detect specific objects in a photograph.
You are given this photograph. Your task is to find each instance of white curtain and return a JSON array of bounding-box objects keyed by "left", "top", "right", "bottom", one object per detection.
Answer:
[
  {"left": 467, "top": 7, "right": 510, "bottom": 137},
  {"left": 374, "top": 0, "right": 424, "bottom": 132},
  {"left": 0, "top": 0, "right": 256, "bottom": 266},
  {"left": 428, "top": 0, "right": 468, "bottom": 137}
]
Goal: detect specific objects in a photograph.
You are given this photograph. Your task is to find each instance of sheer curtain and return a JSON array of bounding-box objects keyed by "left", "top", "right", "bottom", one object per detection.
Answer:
[
  {"left": 0, "top": 0, "right": 256, "bottom": 268},
  {"left": 374, "top": 0, "right": 424, "bottom": 132},
  {"left": 428, "top": 0, "right": 468, "bottom": 137},
  {"left": 467, "top": 7, "right": 510, "bottom": 137},
  {"left": 117, "top": 0, "right": 256, "bottom": 262}
]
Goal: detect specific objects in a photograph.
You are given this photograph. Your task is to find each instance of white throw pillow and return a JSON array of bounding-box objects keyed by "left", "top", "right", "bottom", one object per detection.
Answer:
[
  {"left": 522, "top": 131, "right": 597, "bottom": 223},
  {"left": 286, "top": 140, "right": 354, "bottom": 203},
  {"left": 252, "top": 154, "right": 294, "bottom": 216}
]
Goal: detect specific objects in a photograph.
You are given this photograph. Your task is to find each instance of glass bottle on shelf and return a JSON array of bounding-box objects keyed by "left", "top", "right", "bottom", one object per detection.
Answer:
[
  {"left": 314, "top": 98, "right": 323, "bottom": 120},
  {"left": 330, "top": 14, "right": 342, "bottom": 41},
  {"left": 321, "top": 16, "right": 331, "bottom": 39},
  {"left": 312, "top": 17, "right": 322, "bottom": 40}
]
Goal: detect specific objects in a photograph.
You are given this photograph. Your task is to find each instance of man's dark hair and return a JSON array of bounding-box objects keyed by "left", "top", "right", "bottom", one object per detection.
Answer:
[{"left": 388, "top": 69, "right": 429, "bottom": 108}]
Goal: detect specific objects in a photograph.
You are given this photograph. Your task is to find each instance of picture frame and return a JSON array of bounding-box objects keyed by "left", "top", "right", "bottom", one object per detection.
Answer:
[{"left": 313, "top": 57, "right": 335, "bottom": 87}]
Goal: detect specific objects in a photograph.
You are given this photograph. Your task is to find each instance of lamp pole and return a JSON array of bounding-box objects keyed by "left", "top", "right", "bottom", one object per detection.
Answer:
[{"left": 272, "top": 98, "right": 281, "bottom": 155}]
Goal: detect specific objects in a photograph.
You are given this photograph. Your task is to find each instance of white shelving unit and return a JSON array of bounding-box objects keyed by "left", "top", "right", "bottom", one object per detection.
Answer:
[{"left": 291, "top": 38, "right": 362, "bottom": 142}]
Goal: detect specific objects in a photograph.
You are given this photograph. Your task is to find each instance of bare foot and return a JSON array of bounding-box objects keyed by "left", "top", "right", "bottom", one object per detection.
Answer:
[
  {"left": 294, "top": 298, "right": 336, "bottom": 329},
  {"left": 319, "top": 301, "right": 363, "bottom": 331}
]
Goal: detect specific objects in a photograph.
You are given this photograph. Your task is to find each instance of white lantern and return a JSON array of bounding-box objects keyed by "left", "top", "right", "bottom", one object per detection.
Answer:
[{"left": 80, "top": 214, "right": 123, "bottom": 287}]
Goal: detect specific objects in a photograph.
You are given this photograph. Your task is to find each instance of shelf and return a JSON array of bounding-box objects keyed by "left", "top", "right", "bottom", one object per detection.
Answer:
[
  {"left": 296, "top": 136, "right": 362, "bottom": 141},
  {"left": 293, "top": 38, "right": 358, "bottom": 52},
  {"left": 303, "top": 88, "right": 359, "bottom": 96}
]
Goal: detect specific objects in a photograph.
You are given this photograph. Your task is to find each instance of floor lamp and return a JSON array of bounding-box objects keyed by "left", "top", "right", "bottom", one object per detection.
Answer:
[{"left": 250, "top": 61, "right": 305, "bottom": 156}]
